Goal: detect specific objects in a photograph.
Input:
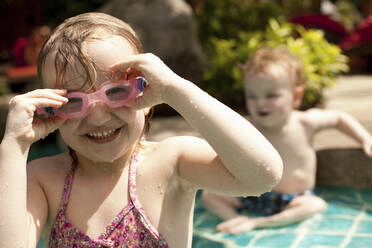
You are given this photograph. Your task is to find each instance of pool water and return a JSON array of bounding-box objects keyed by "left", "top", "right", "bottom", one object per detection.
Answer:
[
  {"left": 192, "top": 187, "right": 372, "bottom": 248},
  {"left": 36, "top": 187, "right": 372, "bottom": 248}
]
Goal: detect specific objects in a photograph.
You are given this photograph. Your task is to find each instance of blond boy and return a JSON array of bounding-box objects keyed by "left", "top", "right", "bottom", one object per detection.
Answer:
[{"left": 202, "top": 47, "right": 372, "bottom": 234}]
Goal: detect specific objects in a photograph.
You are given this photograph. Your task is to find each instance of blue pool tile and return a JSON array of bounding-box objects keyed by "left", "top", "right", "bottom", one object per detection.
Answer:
[
  {"left": 319, "top": 186, "right": 358, "bottom": 201},
  {"left": 356, "top": 220, "right": 372, "bottom": 234},
  {"left": 221, "top": 232, "right": 256, "bottom": 246},
  {"left": 345, "top": 237, "right": 372, "bottom": 248},
  {"left": 195, "top": 215, "right": 221, "bottom": 229},
  {"left": 323, "top": 202, "right": 362, "bottom": 216},
  {"left": 192, "top": 187, "right": 372, "bottom": 248},
  {"left": 37, "top": 239, "right": 44, "bottom": 248},
  {"left": 192, "top": 237, "right": 226, "bottom": 248},
  {"left": 253, "top": 233, "right": 296, "bottom": 247},
  {"left": 234, "top": 233, "right": 255, "bottom": 246},
  {"left": 298, "top": 234, "right": 344, "bottom": 248},
  {"left": 365, "top": 209, "right": 372, "bottom": 219},
  {"left": 313, "top": 217, "right": 353, "bottom": 232},
  {"left": 359, "top": 189, "right": 372, "bottom": 203}
]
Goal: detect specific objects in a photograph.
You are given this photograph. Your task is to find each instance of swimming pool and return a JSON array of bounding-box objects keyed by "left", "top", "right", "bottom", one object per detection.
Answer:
[
  {"left": 192, "top": 187, "right": 372, "bottom": 248},
  {"left": 35, "top": 186, "right": 372, "bottom": 248},
  {"left": 32, "top": 141, "right": 372, "bottom": 247}
]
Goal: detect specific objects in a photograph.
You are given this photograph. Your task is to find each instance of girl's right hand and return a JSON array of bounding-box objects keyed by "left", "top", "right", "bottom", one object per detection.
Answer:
[
  {"left": 110, "top": 53, "right": 183, "bottom": 109},
  {"left": 4, "top": 89, "right": 68, "bottom": 146}
]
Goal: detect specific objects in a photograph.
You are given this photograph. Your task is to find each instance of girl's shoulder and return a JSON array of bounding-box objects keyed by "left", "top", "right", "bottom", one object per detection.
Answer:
[
  {"left": 144, "top": 135, "right": 205, "bottom": 153},
  {"left": 27, "top": 152, "right": 72, "bottom": 183},
  {"left": 140, "top": 135, "right": 205, "bottom": 167}
]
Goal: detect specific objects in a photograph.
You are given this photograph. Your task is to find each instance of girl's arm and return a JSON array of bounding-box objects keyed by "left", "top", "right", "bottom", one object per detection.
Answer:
[
  {"left": 303, "top": 108, "right": 372, "bottom": 158},
  {"left": 0, "top": 90, "right": 67, "bottom": 247},
  {"left": 111, "top": 53, "right": 283, "bottom": 196}
]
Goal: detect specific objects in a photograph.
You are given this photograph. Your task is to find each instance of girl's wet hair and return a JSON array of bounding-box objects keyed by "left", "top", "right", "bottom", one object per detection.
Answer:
[
  {"left": 242, "top": 46, "right": 306, "bottom": 88},
  {"left": 40, "top": 13, "right": 152, "bottom": 161},
  {"left": 37, "top": 12, "right": 143, "bottom": 90}
]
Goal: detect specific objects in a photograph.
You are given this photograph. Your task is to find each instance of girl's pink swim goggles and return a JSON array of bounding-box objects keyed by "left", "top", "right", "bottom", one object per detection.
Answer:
[{"left": 37, "top": 77, "right": 148, "bottom": 119}]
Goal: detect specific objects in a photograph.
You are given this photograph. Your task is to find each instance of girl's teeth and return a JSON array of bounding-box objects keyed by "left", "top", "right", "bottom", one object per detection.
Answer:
[{"left": 88, "top": 129, "right": 116, "bottom": 138}]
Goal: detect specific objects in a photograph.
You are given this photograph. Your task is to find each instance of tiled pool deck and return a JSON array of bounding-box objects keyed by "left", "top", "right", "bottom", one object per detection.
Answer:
[{"left": 192, "top": 187, "right": 372, "bottom": 248}]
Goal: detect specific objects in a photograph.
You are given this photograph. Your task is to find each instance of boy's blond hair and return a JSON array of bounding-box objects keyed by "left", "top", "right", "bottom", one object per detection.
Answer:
[{"left": 242, "top": 47, "right": 306, "bottom": 88}]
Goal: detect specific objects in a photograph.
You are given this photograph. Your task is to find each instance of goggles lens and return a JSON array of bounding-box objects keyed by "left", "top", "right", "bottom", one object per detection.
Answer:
[
  {"left": 105, "top": 84, "right": 132, "bottom": 102},
  {"left": 59, "top": 97, "right": 83, "bottom": 114}
]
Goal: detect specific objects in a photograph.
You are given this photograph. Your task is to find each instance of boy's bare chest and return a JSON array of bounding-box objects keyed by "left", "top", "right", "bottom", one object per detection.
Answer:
[{"left": 263, "top": 122, "right": 314, "bottom": 165}]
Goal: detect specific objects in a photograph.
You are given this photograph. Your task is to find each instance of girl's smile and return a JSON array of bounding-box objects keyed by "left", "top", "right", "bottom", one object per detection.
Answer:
[{"left": 85, "top": 126, "right": 122, "bottom": 144}]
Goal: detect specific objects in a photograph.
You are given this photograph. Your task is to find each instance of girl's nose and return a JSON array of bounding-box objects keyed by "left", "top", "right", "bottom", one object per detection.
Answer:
[{"left": 85, "top": 102, "right": 112, "bottom": 125}]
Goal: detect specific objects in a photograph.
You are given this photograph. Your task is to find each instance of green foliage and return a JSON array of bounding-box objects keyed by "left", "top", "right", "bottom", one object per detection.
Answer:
[
  {"left": 196, "top": 0, "right": 284, "bottom": 108},
  {"left": 198, "top": 13, "right": 349, "bottom": 109},
  {"left": 326, "top": 0, "right": 363, "bottom": 32}
]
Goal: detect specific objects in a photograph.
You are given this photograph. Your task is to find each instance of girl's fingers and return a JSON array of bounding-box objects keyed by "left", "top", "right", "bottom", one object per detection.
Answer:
[
  {"left": 26, "top": 89, "right": 68, "bottom": 102},
  {"left": 29, "top": 98, "right": 66, "bottom": 110},
  {"left": 9, "top": 89, "right": 68, "bottom": 112},
  {"left": 35, "top": 116, "right": 66, "bottom": 134}
]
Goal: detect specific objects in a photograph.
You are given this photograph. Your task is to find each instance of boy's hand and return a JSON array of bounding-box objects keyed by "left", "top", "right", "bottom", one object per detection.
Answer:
[
  {"left": 4, "top": 89, "right": 68, "bottom": 146},
  {"left": 363, "top": 139, "right": 372, "bottom": 158}
]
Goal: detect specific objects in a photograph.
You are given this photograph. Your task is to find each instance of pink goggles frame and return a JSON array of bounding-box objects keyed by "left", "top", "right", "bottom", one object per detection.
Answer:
[{"left": 37, "top": 77, "right": 148, "bottom": 119}]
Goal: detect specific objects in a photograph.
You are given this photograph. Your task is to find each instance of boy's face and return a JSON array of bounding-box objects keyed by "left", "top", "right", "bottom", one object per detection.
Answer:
[
  {"left": 42, "top": 35, "right": 146, "bottom": 162},
  {"left": 244, "top": 74, "right": 295, "bottom": 129}
]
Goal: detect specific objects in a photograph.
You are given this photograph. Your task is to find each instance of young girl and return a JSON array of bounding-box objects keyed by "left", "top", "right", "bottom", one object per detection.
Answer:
[{"left": 0, "top": 13, "right": 282, "bottom": 248}]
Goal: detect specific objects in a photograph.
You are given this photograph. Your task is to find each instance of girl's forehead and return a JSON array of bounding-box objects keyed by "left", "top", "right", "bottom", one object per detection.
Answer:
[
  {"left": 42, "top": 35, "right": 136, "bottom": 90},
  {"left": 83, "top": 35, "right": 135, "bottom": 69},
  {"left": 42, "top": 55, "right": 95, "bottom": 90}
]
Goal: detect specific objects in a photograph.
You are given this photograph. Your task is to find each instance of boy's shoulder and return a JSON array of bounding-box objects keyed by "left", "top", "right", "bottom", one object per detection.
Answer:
[
  {"left": 295, "top": 108, "right": 339, "bottom": 131},
  {"left": 295, "top": 108, "right": 325, "bottom": 121}
]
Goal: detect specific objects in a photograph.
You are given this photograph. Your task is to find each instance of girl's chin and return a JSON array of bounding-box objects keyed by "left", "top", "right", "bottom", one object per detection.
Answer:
[
  {"left": 76, "top": 153, "right": 120, "bottom": 163},
  {"left": 79, "top": 147, "right": 134, "bottom": 163}
]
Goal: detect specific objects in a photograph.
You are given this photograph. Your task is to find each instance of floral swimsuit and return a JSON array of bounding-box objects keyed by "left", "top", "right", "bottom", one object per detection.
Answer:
[{"left": 48, "top": 154, "right": 170, "bottom": 247}]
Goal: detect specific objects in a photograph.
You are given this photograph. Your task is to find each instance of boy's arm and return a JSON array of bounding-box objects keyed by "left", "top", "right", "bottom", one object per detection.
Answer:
[{"left": 304, "top": 108, "right": 372, "bottom": 157}]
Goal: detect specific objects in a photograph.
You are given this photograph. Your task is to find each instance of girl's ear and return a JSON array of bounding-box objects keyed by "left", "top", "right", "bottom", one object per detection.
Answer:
[{"left": 293, "top": 86, "right": 304, "bottom": 109}]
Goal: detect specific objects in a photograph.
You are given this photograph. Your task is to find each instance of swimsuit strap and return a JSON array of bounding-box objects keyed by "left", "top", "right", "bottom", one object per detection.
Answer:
[
  {"left": 59, "top": 161, "right": 77, "bottom": 211},
  {"left": 128, "top": 151, "right": 164, "bottom": 239}
]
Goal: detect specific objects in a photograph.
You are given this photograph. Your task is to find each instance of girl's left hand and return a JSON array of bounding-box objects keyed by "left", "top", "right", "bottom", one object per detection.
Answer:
[{"left": 110, "top": 53, "right": 182, "bottom": 109}]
